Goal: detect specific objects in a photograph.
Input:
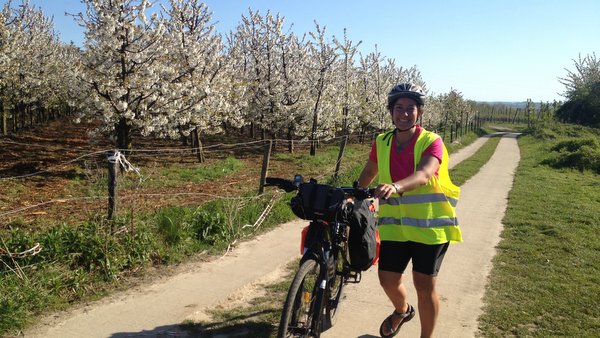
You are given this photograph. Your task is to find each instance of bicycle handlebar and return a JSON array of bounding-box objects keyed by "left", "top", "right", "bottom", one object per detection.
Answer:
[
  {"left": 264, "top": 176, "right": 376, "bottom": 199},
  {"left": 264, "top": 177, "right": 298, "bottom": 192}
]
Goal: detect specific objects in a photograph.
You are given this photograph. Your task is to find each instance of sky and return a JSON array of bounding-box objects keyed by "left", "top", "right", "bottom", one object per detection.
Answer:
[{"left": 22, "top": 0, "right": 600, "bottom": 102}]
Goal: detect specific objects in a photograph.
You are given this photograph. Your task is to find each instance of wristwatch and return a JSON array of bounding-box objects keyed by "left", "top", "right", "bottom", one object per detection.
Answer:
[{"left": 392, "top": 183, "right": 401, "bottom": 194}]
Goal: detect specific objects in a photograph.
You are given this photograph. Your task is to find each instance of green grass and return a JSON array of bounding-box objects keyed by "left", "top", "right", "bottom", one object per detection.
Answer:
[
  {"left": 0, "top": 217, "right": 153, "bottom": 334},
  {"left": 449, "top": 135, "right": 502, "bottom": 186},
  {"left": 478, "top": 124, "right": 600, "bottom": 337},
  {"left": 61, "top": 156, "right": 246, "bottom": 198},
  {"left": 271, "top": 141, "right": 372, "bottom": 181},
  {"left": 124, "top": 156, "right": 245, "bottom": 189},
  {"left": 156, "top": 156, "right": 244, "bottom": 184}
]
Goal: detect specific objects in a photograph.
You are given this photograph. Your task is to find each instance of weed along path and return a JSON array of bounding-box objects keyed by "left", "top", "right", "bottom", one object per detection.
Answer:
[
  {"left": 25, "top": 220, "right": 308, "bottom": 338},
  {"left": 24, "top": 134, "right": 504, "bottom": 338},
  {"left": 322, "top": 133, "right": 521, "bottom": 338}
]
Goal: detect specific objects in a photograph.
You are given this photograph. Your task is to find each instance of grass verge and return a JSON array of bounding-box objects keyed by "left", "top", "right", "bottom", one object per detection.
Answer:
[
  {"left": 450, "top": 135, "right": 502, "bottom": 186},
  {"left": 478, "top": 123, "right": 600, "bottom": 337}
]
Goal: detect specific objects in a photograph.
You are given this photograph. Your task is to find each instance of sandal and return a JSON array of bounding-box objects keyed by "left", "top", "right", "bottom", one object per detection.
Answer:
[{"left": 379, "top": 304, "right": 415, "bottom": 338}]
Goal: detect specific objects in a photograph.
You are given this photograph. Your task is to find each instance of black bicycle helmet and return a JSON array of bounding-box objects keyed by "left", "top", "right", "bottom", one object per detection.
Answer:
[{"left": 387, "top": 83, "right": 426, "bottom": 111}]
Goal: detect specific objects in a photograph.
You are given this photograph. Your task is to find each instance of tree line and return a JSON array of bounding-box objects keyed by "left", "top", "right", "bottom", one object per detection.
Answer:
[{"left": 4, "top": 0, "right": 580, "bottom": 154}]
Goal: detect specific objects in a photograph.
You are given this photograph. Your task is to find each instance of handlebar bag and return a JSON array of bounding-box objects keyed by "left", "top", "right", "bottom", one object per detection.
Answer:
[{"left": 290, "top": 182, "right": 345, "bottom": 222}]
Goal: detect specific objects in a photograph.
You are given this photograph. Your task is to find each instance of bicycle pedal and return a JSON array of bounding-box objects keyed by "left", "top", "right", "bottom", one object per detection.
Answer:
[{"left": 345, "top": 270, "right": 362, "bottom": 283}]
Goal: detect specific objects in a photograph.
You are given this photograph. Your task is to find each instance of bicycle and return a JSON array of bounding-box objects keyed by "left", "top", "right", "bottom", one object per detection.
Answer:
[{"left": 264, "top": 175, "right": 376, "bottom": 338}]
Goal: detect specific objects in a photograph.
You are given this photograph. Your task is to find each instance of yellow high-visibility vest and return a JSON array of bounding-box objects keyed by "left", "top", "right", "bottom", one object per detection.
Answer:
[{"left": 376, "top": 129, "right": 462, "bottom": 244}]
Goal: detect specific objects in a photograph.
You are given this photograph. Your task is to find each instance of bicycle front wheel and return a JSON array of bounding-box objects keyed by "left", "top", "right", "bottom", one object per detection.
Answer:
[
  {"left": 278, "top": 259, "right": 321, "bottom": 338},
  {"left": 323, "top": 246, "right": 346, "bottom": 330}
]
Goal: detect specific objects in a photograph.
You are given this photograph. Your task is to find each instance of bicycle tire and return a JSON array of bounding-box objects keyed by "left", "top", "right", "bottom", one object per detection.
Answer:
[
  {"left": 322, "top": 244, "right": 346, "bottom": 330},
  {"left": 278, "top": 259, "right": 322, "bottom": 338}
]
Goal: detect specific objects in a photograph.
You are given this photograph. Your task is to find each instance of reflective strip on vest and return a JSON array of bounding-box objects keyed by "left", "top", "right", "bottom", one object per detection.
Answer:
[
  {"left": 379, "top": 193, "right": 459, "bottom": 207},
  {"left": 379, "top": 216, "right": 459, "bottom": 228}
]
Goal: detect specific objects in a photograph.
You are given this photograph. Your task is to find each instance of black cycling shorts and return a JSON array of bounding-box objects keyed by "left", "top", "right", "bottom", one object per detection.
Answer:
[{"left": 378, "top": 240, "right": 450, "bottom": 277}]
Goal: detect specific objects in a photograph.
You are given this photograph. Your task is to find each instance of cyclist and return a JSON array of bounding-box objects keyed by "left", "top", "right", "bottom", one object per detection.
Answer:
[{"left": 356, "top": 83, "right": 462, "bottom": 338}]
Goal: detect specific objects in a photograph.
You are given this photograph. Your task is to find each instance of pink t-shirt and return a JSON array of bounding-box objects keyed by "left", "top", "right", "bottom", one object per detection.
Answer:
[{"left": 369, "top": 125, "right": 443, "bottom": 182}]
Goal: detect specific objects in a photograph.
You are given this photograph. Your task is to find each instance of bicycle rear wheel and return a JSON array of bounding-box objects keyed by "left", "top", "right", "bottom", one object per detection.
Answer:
[{"left": 278, "top": 259, "right": 321, "bottom": 338}]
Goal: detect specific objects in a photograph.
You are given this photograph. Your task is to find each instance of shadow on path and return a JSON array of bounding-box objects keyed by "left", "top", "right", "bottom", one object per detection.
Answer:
[{"left": 109, "top": 310, "right": 276, "bottom": 337}]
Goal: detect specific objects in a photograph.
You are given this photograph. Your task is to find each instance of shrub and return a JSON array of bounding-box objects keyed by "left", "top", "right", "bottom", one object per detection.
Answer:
[
  {"left": 543, "top": 137, "right": 600, "bottom": 173},
  {"left": 526, "top": 123, "right": 559, "bottom": 140},
  {"left": 156, "top": 207, "right": 191, "bottom": 246},
  {"left": 190, "top": 208, "right": 228, "bottom": 244},
  {"left": 551, "top": 137, "right": 599, "bottom": 152}
]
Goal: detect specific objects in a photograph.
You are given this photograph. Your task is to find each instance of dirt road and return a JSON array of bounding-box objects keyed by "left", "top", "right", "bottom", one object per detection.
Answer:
[{"left": 24, "top": 133, "right": 517, "bottom": 338}]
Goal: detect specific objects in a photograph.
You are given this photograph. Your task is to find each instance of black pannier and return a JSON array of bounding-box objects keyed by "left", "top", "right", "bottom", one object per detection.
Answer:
[{"left": 346, "top": 198, "right": 377, "bottom": 271}]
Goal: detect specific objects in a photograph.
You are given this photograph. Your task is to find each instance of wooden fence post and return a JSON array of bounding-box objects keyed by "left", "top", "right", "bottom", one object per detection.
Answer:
[
  {"left": 258, "top": 140, "right": 272, "bottom": 195},
  {"left": 333, "top": 135, "right": 348, "bottom": 181},
  {"left": 107, "top": 150, "right": 119, "bottom": 220}
]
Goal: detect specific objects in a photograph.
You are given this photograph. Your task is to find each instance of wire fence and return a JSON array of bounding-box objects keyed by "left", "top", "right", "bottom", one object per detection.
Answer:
[
  {"left": 1, "top": 119, "right": 491, "bottom": 229},
  {"left": 0, "top": 133, "right": 375, "bottom": 227}
]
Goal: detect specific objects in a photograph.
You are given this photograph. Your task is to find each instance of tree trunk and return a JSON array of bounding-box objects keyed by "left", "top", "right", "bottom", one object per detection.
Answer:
[
  {"left": 192, "top": 128, "right": 204, "bottom": 163},
  {"left": 1, "top": 101, "right": 5, "bottom": 136},
  {"left": 310, "top": 105, "right": 320, "bottom": 156},
  {"left": 287, "top": 127, "right": 294, "bottom": 153},
  {"left": 512, "top": 108, "right": 519, "bottom": 124},
  {"left": 310, "top": 119, "right": 318, "bottom": 156},
  {"left": 12, "top": 107, "right": 17, "bottom": 132},
  {"left": 190, "top": 131, "right": 197, "bottom": 154},
  {"left": 115, "top": 117, "right": 132, "bottom": 151},
  {"left": 310, "top": 76, "right": 325, "bottom": 156},
  {"left": 342, "top": 106, "right": 349, "bottom": 136},
  {"left": 27, "top": 106, "right": 31, "bottom": 127},
  {"left": 181, "top": 133, "right": 188, "bottom": 147},
  {"left": 40, "top": 106, "right": 46, "bottom": 125},
  {"left": 359, "top": 125, "right": 365, "bottom": 144},
  {"left": 18, "top": 102, "right": 25, "bottom": 131}
]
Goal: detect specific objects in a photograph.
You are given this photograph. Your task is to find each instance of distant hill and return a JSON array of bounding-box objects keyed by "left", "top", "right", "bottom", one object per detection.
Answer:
[{"left": 476, "top": 101, "right": 539, "bottom": 109}]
